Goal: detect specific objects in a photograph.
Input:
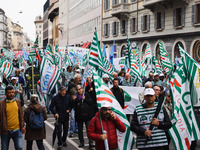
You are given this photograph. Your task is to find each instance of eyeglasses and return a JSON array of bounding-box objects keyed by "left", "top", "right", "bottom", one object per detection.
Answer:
[
  {"left": 102, "top": 108, "right": 112, "bottom": 112},
  {"left": 167, "top": 95, "right": 171, "bottom": 98}
]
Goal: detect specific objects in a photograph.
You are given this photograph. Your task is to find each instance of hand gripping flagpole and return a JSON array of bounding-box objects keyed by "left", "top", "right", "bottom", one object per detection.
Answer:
[{"left": 98, "top": 109, "right": 109, "bottom": 150}]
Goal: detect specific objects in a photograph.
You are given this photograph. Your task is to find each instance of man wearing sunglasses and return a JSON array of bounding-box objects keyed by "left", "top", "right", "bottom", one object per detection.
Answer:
[{"left": 87, "top": 101, "right": 126, "bottom": 150}]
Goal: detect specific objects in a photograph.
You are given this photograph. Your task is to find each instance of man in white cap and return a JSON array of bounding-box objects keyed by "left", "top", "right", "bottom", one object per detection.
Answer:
[
  {"left": 87, "top": 101, "right": 126, "bottom": 150},
  {"left": 131, "top": 88, "right": 172, "bottom": 150},
  {"left": 102, "top": 74, "right": 110, "bottom": 87},
  {"left": 151, "top": 72, "right": 163, "bottom": 86},
  {"left": 8, "top": 77, "right": 23, "bottom": 105},
  {"left": 159, "top": 73, "right": 167, "bottom": 87}
]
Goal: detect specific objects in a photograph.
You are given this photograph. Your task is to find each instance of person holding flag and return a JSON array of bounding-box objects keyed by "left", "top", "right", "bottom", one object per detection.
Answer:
[
  {"left": 131, "top": 88, "right": 172, "bottom": 150},
  {"left": 87, "top": 101, "right": 126, "bottom": 150}
]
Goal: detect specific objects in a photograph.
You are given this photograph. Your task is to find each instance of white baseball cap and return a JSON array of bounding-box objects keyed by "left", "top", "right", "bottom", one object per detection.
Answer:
[
  {"left": 101, "top": 101, "right": 111, "bottom": 108},
  {"left": 76, "top": 69, "right": 81, "bottom": 72},
  {"left": 20, "top": 66, "right": 25, "bottom": 70},
  {"left": 154, "top": 73, "right": 159, "bottom": 76},
  {"left": 144, "top": 88, "right": 155, "bottom": 96},
  {"left": 102, "top": 74, "right": 109, "bottom": 79},
  {"left": 159, "top": 73, "right": 164, "bottom": 77},
  {"left": 11, "top": 77, "right": 17, "bottom": 80}
]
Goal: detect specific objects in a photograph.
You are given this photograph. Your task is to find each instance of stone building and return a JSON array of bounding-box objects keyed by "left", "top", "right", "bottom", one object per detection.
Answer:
[
  {"left": 13, "top": 23, "right": 23, "bottom": 51},
  {"left": 43, "top": 0, "right": 49, "bottom": 49},
  {"left": 0, "top": 8, "right": 8, "bottom": 50},
  {"left": 102, "top": 0, "right": 200, "bottom": 63},
  {"left": 34, "top": 16, "right": 43, "bottom": 49}
]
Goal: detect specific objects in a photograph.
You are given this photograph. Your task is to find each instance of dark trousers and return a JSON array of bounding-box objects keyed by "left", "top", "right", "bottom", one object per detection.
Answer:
[
  {"left": 57, "top": 120, "right": 69, "bottom": 146},
  {"left": 77, "top": 120, "right": 93, "bottom": 145},
  {"left": 26, "top": 140, "right": 45, "bottom": 150}
]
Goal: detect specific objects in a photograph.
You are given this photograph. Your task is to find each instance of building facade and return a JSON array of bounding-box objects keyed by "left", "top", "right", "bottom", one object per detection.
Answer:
[
  {"left": 34, "top": 16, "right": 43, "bottom": 49},
  {"left": 102, "top": 0, "right": 200, "bottom": 64},
  {"left": 0, "top": 8, "right": 8, "bottom": 50},
  {"left": 68, "top": 0, "right": 102, "bottom": 47},
  {"left": 7, "top": 17, "right": 14, "bottom": 50},
  {"left": 43, "top": 0, "right": 49, "bottom": 49},
  {"left": 13, "top": 23, "right": 23, "bottom": 51}
]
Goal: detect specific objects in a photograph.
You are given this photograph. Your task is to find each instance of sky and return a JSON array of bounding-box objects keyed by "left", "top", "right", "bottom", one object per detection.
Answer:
[{"left": 1, "top": 0, "right": 47, "bottom": 41}]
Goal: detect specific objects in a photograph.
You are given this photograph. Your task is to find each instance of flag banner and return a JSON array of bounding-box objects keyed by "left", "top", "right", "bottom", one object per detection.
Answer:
[
  {"left": 40, "top": 57, "right": 61, "bottom": 94},
  {"left": 169, "top": 46, "right": 200, "bottom": 150},
  {"left": 143, "top": 44, "right": 153, "bottom": 77},
  {"left": 89, "top": 28, "right": 115, "bottom": 80},
  {"left": 110, "top": 40, "right": 115, "bottom": 65},
  {"left": 37, "top": 80, "right": 47, "bottom": 107},
  {"left": 179, "top": 45, "right": 200, "bottom": 106},
  {"left": 45, "top": 44, "right": 55, "bottom": 64},
  {"left": 2, "top": 48, "right": 15, "bottom": 60},
  {"left": 152, "top": 54, "right": 162, "bottom": 74},
  {"left": 158, "top": 40, "right": 173, "bottom": 74},
  {"left": 22, "top": 49, "right": 29, "bottom": 60},
  {"left": 0, "top": 57, "right": 13, "bottom": 78},
  {"left": 125, "top": 37, "right": 131, "bottom": 71},
  {"left": 55, "top": 45, "right": 62, "bottom": 70},
  {"left": 93, "top": 70, "right": 134, "bottom": 150}
]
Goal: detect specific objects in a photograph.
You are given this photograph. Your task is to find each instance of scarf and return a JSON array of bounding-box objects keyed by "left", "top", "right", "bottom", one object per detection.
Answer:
[
  {"left": 6, "top": 98, "right": 15, "bottom": 103},
  {"left": 77, "top": 94, "right": 83, "bottom": 101}
]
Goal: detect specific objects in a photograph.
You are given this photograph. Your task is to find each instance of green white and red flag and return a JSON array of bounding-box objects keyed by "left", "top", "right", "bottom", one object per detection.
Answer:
[
  {"left": 45, "top": 44, "right": 55, "bottom": 64},
  {"left": 152, "top": 54, "right": 162, "bottom": 74},
  {"left": 54, "top": 44, "right": 62, "bottom": 70},
  {"left": 158, "top": 40, "right": 173, "bottom": 74},
  {"left": 169, "top": 46, "right": 200, "bottom": 150},
  {"left": 0, "top": 57, "right": 13, "bottom": 78},
  {"left": 93, "top": 70, "right": 134, "bottom": 150},
  {"left": 37, "top": 80, "right": 47, "bottom": 107}
]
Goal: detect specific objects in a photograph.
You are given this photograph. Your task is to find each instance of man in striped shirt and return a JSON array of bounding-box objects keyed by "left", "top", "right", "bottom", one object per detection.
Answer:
[{"left": 130, "top": 88, "right": 172, "bottom": 150}]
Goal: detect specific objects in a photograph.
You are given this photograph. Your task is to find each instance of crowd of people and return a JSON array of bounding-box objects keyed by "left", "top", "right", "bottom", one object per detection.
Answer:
[{"left": 0, "top": 58, "right": 199, "bottom": 150}]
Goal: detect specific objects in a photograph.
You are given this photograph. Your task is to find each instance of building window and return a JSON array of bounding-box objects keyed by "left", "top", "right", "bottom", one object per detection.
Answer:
[
  {"left": 142, "top": 44, "right": 147, "bottom": 58},
  {"left": 155, "top": 44, "right": 161, "bottom": 64},
  {"left": 121, "top": 19, "right": 127, "bottom": 35},
  {"left": 104, "top": 0, "right": 109, "bottom": 10},
  {"left": 122, "top": 0, "right": 128, "bottom": 3},
  {"left": 130, "top": 17, "right": 137, "bottom": 33},
  {"left": 155, "top": 11, "right": 165, "bottom": 30},
  {"left": 174, "top": 42, "right": 183, "bottom": 62},
  {"left": 173, "top": 7, "right": 185, "bottom": 28},
  {"left": 192, "top": 4, "right": 200, "bottom": 25},
  {"left": 141, "top": 15, "right": 150, "bottom": 32},
  {"left": 112, "top": 22, "right": 118, "bottom": 36},
  {"left": 104, "top": 23, "right": 110, "bottom": 37},
  {"left": 121, "top": 45, "right": 126, "bottom": 57},
  {"left": 193, "top": 40, "right": 200, "bottom": 63},
  {"left": 112, "top": 0, "right": 118, "bottom": 6}
]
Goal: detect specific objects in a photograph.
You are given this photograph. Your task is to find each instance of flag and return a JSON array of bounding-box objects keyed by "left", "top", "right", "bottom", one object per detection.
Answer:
[
  {"left": 45, "top": 44, "right": 55, "bottom": 64},
  {"left": 54, "top": 44, "right": 62, "bottom": 70},
  {"left": 2, "top": 48, "right": 15, "bottom": 60},
  {"left": 152, "top": 54, "right": 162, "bottom": 74},
  {"left": 109, "top": 41, "right": 115, "bottom": 65},
  {"left": 158, "top": 40, "right": 173, "bottom": 74},
  {"left": 143, "top": 44, "right": 152, "bottom": 76},
  {"left": 102, "top": 45, "right": 107, "bottom": 58},
  {"left": 40, "top": 57, "right": 61, "bottom": 94},
  {"left": 169, "top": 46, "right": 200, "bottom": 150},
  {"left": 92, "top": 70, "right": 134, "bottom": 150},
  {"left": 0, "top": 57, "right": 13, "bottom": 78},
  {"left": 37, "top": 80, "right": 47, "bottom": 107},
  {"left": 89, "top": 28, "right": 115, "bottom": 80},
  {"left": 22, "top": 49, "right": 29, "bottom": 60},
  {"left": 125, "top": 36, "right": 131, "bottom": 71}
]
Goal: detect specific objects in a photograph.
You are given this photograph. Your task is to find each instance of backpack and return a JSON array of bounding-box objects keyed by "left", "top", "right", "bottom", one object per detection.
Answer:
[{"left": 29, "top": 108, "right": 45, "bottom": 129}]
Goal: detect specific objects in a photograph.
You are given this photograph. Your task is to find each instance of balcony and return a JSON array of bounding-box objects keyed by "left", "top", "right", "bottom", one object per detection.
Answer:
[{"left": 111, "top": 3, "right": 130, "bottom": 19}]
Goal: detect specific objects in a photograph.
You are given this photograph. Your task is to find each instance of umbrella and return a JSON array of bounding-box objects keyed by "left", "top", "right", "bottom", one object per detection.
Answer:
[{"left": 52, "top": 118, "right": 59, "bottom": 146}]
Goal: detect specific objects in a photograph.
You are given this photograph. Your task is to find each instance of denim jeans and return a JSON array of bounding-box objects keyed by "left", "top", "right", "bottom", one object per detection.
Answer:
[
  {"left": 26, "top": 140, "right": 45, "bottom": 150},
  {"left": 69, "top": 109, "right": 78, "bottom": 134},
  {"left": 1, "top": 129, "right": 23, "bottom": 150}
]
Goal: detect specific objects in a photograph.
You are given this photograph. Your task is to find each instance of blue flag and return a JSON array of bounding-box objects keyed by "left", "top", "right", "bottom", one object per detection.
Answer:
[
  {"left": 103, "top": 45, "right": 107, "bottom": 58},
  {"left": 22, "top": 49, "right": 29, "bottom": 60},
  {"left": 109, "top": 41, "right": 115, "bottom": 65}
]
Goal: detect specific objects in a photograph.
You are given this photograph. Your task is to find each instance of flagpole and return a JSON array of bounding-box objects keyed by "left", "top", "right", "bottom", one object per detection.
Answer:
[
  {"left": 98, "top": 109, "right": 109, "bottom": 150},
  {"left": 32, "top": 63, "right": 35, "bottom": 94}
]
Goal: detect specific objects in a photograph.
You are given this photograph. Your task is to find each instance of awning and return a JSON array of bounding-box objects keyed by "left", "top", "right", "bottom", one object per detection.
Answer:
[{"left": 81, "top": 42, "right": 91, "bottom": 48}]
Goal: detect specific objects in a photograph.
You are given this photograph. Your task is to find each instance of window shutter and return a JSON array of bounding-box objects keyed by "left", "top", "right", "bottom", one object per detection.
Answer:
[
  {"left": 154, "top": 12, "right": 157, "bottom": 30},
  {"left": 120, "top": 20, "right": 122, "bottom": 34},
  {"left": 173, "top": 9, "right": 176, "bottom": 27},
  {"left": 181, "top": 7, "right": 185, "bottom": 27},
  {"left": 161, "top": 11, "right": 165, "bottom": 29},
  {"left": 135, "top": 18, "right": 137, "bottom": 32},
  {"left": 125, "top": 20, "right": 128, "bottom": 34},
  {"left": 192, "top": 5, "right": 196, "bottom": 25},
  {"left": 130, "top": 18, "right": 133, "bottom": 32},
  {"left": 112, "top": 22, "right": 114, "bottom": 35},
  {"left": 141, "top": 16, "right": 144, "bottom": 31},
  {"left": 108, "top": 23, "right": 110, "bottom": 37},
  {"left": 116, "top": 22, "right": 119, "bottom": 35},
  {"left": 104, "top": 0, "right": 106, "bottom": 10},
  {"left": 147, "top": 15, "right": 150, "bottom": 31},
  {"left": 104, "top": 24, "right": 106, "bottom": 36}
]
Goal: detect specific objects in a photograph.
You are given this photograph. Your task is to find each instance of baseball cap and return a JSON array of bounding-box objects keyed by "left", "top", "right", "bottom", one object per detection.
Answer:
[
  {"left": 144, "top": 88, "right": 155, "bottom": 96},
  {"left": 102, "top": 74, "right": 109, "bottom": 79},
  {"left": 101, "top": 101, "right": 111, "bottom": 108},
  {"left": 154, "top": 73, "right": 159, "bottom": 76},
  {"left": 159, "top": 73, "right": 164, "bottom": 77},
  {"left": 11, "top": 77, "right": 17, "bottom": 80},
  {"left": 76, "top": 69, "right": 81, "bottom": 72}
]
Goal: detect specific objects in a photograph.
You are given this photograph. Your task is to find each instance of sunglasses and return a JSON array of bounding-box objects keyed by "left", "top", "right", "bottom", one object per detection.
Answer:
[{"left": 102, "top": 108, "right": 112, "bottom": 112}]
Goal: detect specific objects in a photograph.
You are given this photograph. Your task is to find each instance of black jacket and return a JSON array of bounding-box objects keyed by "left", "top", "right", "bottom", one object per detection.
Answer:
[
  {"left": 50, "top": 93, "right": 71, "bottom": 121},
  {"left": 110, "top": 87, "right": 125, "bottom": 109},
  {"left": 73, "top": 92, "right": 94, "bottom": 121}
]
